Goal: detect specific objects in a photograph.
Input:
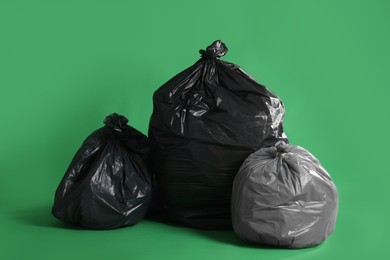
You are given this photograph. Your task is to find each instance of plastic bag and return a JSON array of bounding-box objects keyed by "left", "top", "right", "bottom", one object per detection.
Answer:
[
  {"left": 232, "top": 141, "right": 338, "bottom": 248},
  {"left": 148, "top": 40, "right": 288, "bottom": 229},
  {"left": 52, "top": 113, "right": 151, "bottom": 229}
]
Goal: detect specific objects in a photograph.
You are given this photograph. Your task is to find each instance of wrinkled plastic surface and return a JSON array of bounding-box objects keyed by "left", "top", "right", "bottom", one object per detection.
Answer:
[
  {"left": 148, "top": 40, "right": 288, "bottom": 229},
  {"left": 232, "top": 141, "right": 338, "bottom": 248},
  {"left": 52, "top": 113, "right": 151, "bottom": 229}
]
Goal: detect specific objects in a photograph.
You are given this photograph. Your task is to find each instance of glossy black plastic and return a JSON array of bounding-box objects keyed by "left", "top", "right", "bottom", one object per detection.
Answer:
[
  {"left": 52, "top": 113, "right": 151, "bottom": 229},
  {"left": 148, "top": 40, "right": 288, "bottom": 229}
]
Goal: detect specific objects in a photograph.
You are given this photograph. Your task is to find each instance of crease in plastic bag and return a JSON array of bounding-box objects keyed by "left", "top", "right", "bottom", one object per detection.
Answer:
[
  {"left": 52, "top": 113, "right": 151, "bottom": 229},
  {"left": 232, "top": 141, "right": 338, "bottom": 248},
  {"left": 148, "top": 40, "right": 288, "bottom": 229}
]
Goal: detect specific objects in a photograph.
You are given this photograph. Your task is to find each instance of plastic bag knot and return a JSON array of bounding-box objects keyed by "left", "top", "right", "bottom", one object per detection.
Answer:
[
  {"left": 199, "top": 40, "right": 228, "bottom": 59},
  {"left": 275, "top": 141, "right": 289, "bottom": 154},
  {"left": 103, "top": 113, "right": 129, "bottom": 130}
]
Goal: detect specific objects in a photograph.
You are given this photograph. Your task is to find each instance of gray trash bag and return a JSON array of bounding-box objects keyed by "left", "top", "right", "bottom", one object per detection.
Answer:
[{"left": 231, "top": 141, "right": 338, "bottom": 248}]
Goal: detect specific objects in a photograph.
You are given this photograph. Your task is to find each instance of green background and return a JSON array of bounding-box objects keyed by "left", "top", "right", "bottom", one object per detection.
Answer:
[{"left": 1, "top": 0, "right": 389, "bottom": 259}]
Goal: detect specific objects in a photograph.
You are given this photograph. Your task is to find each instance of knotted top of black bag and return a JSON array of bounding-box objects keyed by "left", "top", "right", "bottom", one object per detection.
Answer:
[
  {"left": 104, "top": 113, "right": 129, "bottom": 132},
  {"left": 199, "top": 40, "right": 228, "bottom": 59}
]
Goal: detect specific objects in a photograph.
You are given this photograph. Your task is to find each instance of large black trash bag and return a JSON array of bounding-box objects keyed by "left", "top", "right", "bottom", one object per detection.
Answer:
[
  {"left": 52, "top": 113, "right": 151, "bottom": 229},
  {"left": 232, "top": 141, "right": 339, "bottom": 248},
  {"left": 148, "top": 40, "right": 288, "bottom": 229}
]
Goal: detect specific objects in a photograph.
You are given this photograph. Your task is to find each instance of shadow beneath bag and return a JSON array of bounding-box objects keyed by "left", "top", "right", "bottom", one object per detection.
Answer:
[
  {"left": 191, "top": 229, "right": 295, "bottom": 249},
  {"left": 191, "top": 229, "right": 252, "bottom": 247},
  {"left": 12, "top": 204, "right": 83, "bottom": 230},
  {"left": 191, "top": 229, "right": 316, "bottom": 250},
  {"left": 144, "top": 218, "right": 280, "bottom": 249}
]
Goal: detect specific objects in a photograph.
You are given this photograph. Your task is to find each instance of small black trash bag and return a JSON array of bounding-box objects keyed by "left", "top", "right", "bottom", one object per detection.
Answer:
[
  {"left": 148, "top": 40, "right": 288, "bottom": 229},
  {"left": 232, "top": 141, "right": 338, "bottom": 248},
  {"left": 52, "top": 113, "right": 151, "bottom": 229}
]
